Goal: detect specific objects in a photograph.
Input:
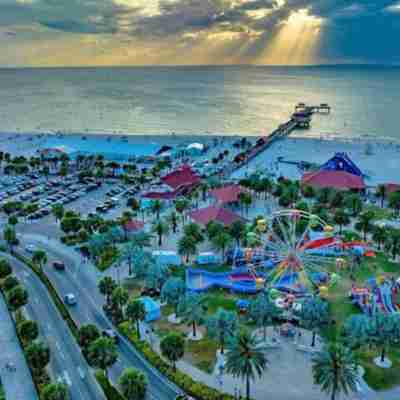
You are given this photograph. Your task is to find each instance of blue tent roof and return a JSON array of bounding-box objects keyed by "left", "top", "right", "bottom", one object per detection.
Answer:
[{"left": 320, "top": 153, "right": 363, "bottom": 177}]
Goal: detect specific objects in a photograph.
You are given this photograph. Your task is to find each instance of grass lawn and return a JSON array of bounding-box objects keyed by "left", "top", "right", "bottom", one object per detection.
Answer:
[{"left": 364, "top": 204, "right": 395, "bottom": 220}]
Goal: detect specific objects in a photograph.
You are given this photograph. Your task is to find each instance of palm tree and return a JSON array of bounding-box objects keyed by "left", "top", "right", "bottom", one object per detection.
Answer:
[
  {"left": 389, "top": 191, "right": 400, "bottom": 216},
  {"left": 175, "top": 199, "right": 190, "bottom": 225},
  {"left": 178, "top": 292, "right": 206, "bottom": 339},
  {"left": 160, "top": 333, "right": 185, "bottom": 372},
  {"left": 119, "top": 368, "right": 147, "bottom": 400},
  {"left": 372, "top": 225, "right": 387, "bottom": 250},
  {"left": 333, "top": 209, "right": 350, "bottom": 234},
  {"left": 384, "top": 228, "right": 400, "bottom": 261},
  {"left": 355, "top": 210, "right": 375, "bottom": 241},
  {"left": 178, "top": 234, "right": 197, "bottom": 263},
  {"left": 150, "top": 200, "right": 163, "bottom": 220},
  {"left": 345, "top": 193, "right": 363, "bottom": 217},
  {"left": 211, "top": 231, "right": 233, "bottom": 261},
  {"left": 152, "top": 220, "right": 169, "bottom": 247},
  {"left": 225, "top": 329, "right": 268, "bottom": 400},
  {"left": 98, "top": 276, "right": 117, "bottom": 305},
  {"left": 312, "top": 342, "right": 359, "bottom": 400},
  {"left": 126, "top": 299, "right": 146, "bottom": 340},
  {"left": 376, "top": 185, "right": 387, "bottom": 208},
  {"left": 167, "top": 212, "right": 179, "bottom": 234},
  {"left": 239, "top": 192, "right": 252, "bottom": 216},
  {"left": 206, "top": 308, "right": 238, "bottom": 354},
  {"left": 32, "top": 250, "right": 47, "bottom": 271}
]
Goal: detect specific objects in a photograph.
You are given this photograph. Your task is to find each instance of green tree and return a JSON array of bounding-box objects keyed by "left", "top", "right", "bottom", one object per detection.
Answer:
[
  {"left": 178, "top": 235, "right": 197, "bottom": 263},
  {"left": 389, "top": 191, "right": 400, "bottom": 216},
  {"left": 78, "top": 324, "right": 100, "bottom": 353},
  {"left": 345, "top": 194, "right": 363, "bottom": 217},
  {"left": 98, "top": 276, "right": 117, "bottom": 305},
  {"left": 376, "top": 185, "right": 387, "bottom": 208},
  {"left": 152, "top": 220, "right": 169, "bottom": 247},
  {"left": 333, "top": 209, "right": 350, "bottom": 234},
  {"left": 2, "top": 275, "right": 19, "bottom": 291},
  {"left": 239, "top": 192, "right": 252, "bottom": 216},
  {"left": 26, "top": 341, "right": 50, "bottom": 376},
  {"left": 178, "top": 292, "right": 206, "bottom": 339},
  {"left": 119, "top": 368, "right": 147, "bottom": 400},
  {"left": 296, "top": 297, "right": 329, "bottom": 347},
  {"left": 110, "top": 286, "right": 129, "bottom": 322},
  {"left": 206, "top": 308, "right": 238, "bottom": 354},
  {"left": 312, "top": 342, "right": 359, "bottom": 400},
  {"left": 167, "top": 212, "right": 179, "bottom": 234},
  {"left": 32, "top": 249, "right": 47, "bottom": 271},
  {"left": 372, "top": 225, "right": 388, "bottom": 250},
  {"left": 183, "top": 223, "right": 204, "bottom": 243},
  {"left": 8, "top": 215, "right": 18, "bottom": 226},
  {"left": 42, "top": 383, "right": 69, "bottom": 400},
  {"left": 249, "top": 293, "right": 281, "bottom": 342},
  {"left": 355, "top": 210, "right": 375, "bottom": 241},
  {"left": 88, "top": 337, "right": 118, "bottom": 378},
  {"left": 3, "top": 225, "right": 18, "bottom": 252},
  {"left": 229, "top": 220, "right": 245, "bottom": 246},
  {"left": 160, "top": 333, "right": 185, "bottom": 372},
  {"left": 17, "top": 319, "right": 39, "bottom": 344},
  {"left": 161, "top": 278, "right": 186, "bottom": 317},
  {"left": 52, "top": 204, "right": 65, "bottom": 223},
  {"left": 6, "top": 285, "right": 28, "bottom": 312},
  {"left": 150, "top": 200, "right": 163, "bottom": 220},
  {"left": 385, "top": 228, "right": 400, "bottom": 260},
  {"left": 0, "top": 259, "right": 12, "bottom": 278},
  {"left": 175, "top": 199, "right": 190, "bottom": 225},
  {"left": 225, "top": 329, "right": 268, "bottom": 400},
  {"left": 126, "top": 299, "right": 146, "bottom": 340},
  {"left": 211, "top": 231, "right": 233, "bottom": 261}
]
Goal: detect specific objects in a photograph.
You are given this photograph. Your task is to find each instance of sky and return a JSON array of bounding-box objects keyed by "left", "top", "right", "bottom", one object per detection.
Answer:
[{"left": 0, "top": 0, "right": 399, "bottom": 66}]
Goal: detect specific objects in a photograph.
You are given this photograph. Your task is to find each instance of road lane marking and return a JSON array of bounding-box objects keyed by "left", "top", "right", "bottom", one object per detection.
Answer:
[{"left": 63, "top": 371, "right": 72, "bottom": 386}]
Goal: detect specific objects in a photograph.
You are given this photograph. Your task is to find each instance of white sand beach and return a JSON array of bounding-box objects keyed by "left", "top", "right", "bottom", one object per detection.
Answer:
[
  {"left": 232, "top": 136, "right": 400, "bottom": 187},
  {"left": 1, "top": 132, "right": 399, "bottom": 187}
]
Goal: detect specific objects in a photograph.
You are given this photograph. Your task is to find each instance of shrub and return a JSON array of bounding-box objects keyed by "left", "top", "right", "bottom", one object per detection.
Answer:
[
  {"left": 2, "top": 275, "right": 19, "bottom": 291},
  {"left": 95, "top": 370, "right": 126, "bottom": 400},
  {"left": 0, "top": 259, "right": 12, "bottom": 279}
]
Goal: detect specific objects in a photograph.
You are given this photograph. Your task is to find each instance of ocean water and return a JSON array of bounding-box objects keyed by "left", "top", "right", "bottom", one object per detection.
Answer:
[{"left": 0, "top": 65, "right": 399, "bottom": 139}]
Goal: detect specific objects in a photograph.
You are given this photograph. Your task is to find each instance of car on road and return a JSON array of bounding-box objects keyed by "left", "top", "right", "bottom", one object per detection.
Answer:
[
  {"left": 64, "top": 293, "right": 77, "bottom": 306},
  {"left": 25, "top": 244, "right": 38, "bottom": 253},
  {"left": 102, "top": 329, "right": 120, "bottom": 344},
  {"left": 52, "top": 261, "right": 65, "bottom": 271}
]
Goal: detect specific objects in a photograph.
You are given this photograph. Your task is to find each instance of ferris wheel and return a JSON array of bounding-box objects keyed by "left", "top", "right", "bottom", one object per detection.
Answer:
[{"left": 264, "top": 209, "right": 340, "bottom": 294}]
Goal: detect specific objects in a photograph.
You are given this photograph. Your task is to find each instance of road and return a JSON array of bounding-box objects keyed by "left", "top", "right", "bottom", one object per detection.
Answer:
[
  {"left": 1, "top": 253, "right": 105, "bottom": 400},
  {"left": 0, "top": 291, "right": 39, "bottom": 400},
  {"left": 18, "top": 234, "right": 180, "bottom": 400}
]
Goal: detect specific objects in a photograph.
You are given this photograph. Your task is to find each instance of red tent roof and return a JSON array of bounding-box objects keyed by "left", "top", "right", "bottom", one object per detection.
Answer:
[
  {"left": 210, "top": 185, "right": 246, "bottom": 204},
  {"left": 162, "top": 165, "right": 200, "bottom": 190},
  {"left": 124, "top": 220, "right": 144, "bottom": 232},
  {"left": 384, "top": 183, "right": 400, "bottom": 194},
  {"left": 301, "top": 170, "right": 365, "bottom": 190},
  {"left": 189, "top": 205, "right": 244, "bottom": 226}
]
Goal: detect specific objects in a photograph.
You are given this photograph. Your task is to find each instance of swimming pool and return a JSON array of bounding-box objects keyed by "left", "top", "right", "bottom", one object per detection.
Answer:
[{"left": 41, "top": 136, "right": 160, "bottom": 161}]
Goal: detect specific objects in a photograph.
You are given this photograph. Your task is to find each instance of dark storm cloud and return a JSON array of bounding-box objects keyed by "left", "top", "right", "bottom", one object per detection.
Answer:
[{"left": 1, "top": 0, "right": 400, "bottom": 62}]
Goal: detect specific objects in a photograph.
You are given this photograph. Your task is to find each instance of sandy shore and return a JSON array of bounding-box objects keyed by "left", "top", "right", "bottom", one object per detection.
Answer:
[
  {"left": 232, "top": 136, "right": 400, "bottom": 186},
  {"left": 1, "top": 132, "right": 398, "bottom": 186}
]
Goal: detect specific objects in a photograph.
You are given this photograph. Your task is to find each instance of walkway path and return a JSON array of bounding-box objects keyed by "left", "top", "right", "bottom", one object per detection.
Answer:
[{"left": 0, "top": 293, "right": 38, "bottom": 400}]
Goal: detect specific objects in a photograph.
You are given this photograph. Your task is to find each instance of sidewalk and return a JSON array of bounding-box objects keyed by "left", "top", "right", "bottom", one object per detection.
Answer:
[{"left": 0, "top": 294, "right": 38, "bottom": 400}]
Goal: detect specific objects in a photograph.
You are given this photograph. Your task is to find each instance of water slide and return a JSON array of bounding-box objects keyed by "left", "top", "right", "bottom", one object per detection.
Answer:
[
  {"left": 186, "top": 269, "right": 258, "bottom": 294},
  {"left": 375, "top": 283, "right": 397, "bottom": 314}
]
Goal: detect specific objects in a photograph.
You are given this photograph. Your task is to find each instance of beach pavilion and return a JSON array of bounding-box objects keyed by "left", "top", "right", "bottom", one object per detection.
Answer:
[
  {"left": 301, "top": 170, "right": 366, "bottom": 191},
  {"left": 188, "top": 205, "right": 245, "bottom": 227},
  {"left": 209, "top": 184, "right": 247, "bottom": 206}
]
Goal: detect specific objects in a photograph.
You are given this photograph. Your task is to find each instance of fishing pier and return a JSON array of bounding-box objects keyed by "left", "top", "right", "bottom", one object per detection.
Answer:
[{"left": 226, "top": 103, "right": 331, "bottom": 175}]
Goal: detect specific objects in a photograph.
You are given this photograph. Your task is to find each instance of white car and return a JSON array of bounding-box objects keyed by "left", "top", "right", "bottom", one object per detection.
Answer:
[
  {"left": 64, "top": 294, "right": 77, "bottom": 306},
  {"left": 25, "top": 244, "right": 38, "bottom": 253}
]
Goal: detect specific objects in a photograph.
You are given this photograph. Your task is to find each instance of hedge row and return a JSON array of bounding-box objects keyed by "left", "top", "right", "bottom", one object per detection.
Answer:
[
  {"left": 0, "top": 277, "right": 48, "bottom": 398},
  {"left": 12, "top": 251, "right": 125, "bottom": 400},
  {"left": 119, "top": 323, "right": 234, "bottom": 400},
  {"left": 95, "top": 370, "right": 126, "bottom": 400}
]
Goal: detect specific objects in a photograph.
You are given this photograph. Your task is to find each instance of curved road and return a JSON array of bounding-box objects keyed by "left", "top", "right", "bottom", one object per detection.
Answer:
[
  {"left": 18, "top": 234, "right": 180, "bottom": 400},
  {"left": 1, "top": 253, "right": 105, "bottom": 400}
]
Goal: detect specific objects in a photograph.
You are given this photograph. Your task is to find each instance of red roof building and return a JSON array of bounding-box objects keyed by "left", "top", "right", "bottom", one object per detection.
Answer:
[
  {"left": 162, "top": 165, "right": 200, "bottom": 190},
  {"left": 189, "top": 205, "right": 244, "bottom": 227},
  {"left": 124, "top": 220, "right": 145, "bottom": 232},
  {"left": 301, "top": 170, "right": 365, "bottom": 190},
  {"left": 210, "top": 185, "right": 246, "bottom": 205},
  {"left": 384, "top": 183, "right": 400, "bottom": 194}
]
